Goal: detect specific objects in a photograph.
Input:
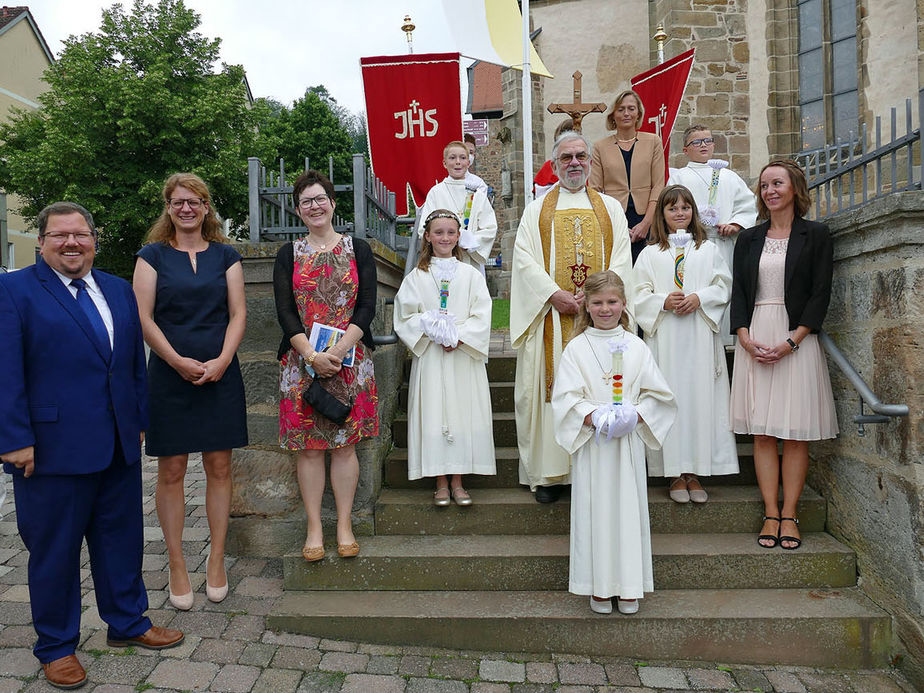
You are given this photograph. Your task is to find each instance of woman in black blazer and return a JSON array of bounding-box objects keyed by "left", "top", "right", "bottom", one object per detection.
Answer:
[{"left": 729, "top": 159, "right": 838, "bottom": 551}]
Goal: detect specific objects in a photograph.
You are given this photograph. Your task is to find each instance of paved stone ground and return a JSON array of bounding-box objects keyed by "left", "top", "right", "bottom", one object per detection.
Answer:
[{"left": 0, "top": 458, "right": 917, "bottom": 692}]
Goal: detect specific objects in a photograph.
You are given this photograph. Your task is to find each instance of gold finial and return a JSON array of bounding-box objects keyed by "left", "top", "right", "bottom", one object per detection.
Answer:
[
  {"left": 653, "top": 23, "right": 668, "bottom": 64},
  {"left": 402, "top": 15, "right": 416, "bottom": 54}
]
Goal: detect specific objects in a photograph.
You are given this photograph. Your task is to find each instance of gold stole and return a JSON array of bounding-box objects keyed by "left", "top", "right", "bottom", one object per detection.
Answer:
[{"left": 539, "top": 186, "right": 614, "bottom": 400}]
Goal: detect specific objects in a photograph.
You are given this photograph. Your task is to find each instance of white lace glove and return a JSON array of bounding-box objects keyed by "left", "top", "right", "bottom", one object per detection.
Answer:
[
  {"left": 420, "top": 309, "right": 459, "bottom": 348},
  {"left": 458, "top": 228, "right": 479, "bottom": 251},
  {"left": 591, "top": 402, "right": 639, "bottom": 443}
]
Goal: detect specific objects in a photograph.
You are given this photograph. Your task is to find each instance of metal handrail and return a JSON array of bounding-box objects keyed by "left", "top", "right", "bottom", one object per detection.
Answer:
[
  {"left": 819, "top": 330, "right": 909, "bottom": 436},
  {"left": 372, "top": 214, "right": 421, "bottom": 347}
]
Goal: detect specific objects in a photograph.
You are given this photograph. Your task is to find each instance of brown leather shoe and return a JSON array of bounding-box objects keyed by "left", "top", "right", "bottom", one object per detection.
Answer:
[
  {"left": 107, "top": 625, "right": 184, "bottom": 650},
  {"left": 42, "top": 654, "right": 87, "bottom": 689}
]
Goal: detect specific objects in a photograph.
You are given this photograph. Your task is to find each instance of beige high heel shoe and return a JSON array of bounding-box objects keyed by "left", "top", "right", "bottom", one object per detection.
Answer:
[
  {"left": 205, "top": 555, "right": 228, "bottom": 603},
  {"left": 168, "top": 568, "right": 193, "bottom": 610}
]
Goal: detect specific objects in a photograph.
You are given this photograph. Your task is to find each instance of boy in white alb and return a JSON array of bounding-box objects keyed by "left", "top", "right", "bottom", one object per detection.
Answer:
[
  {"left": 418, "top": 141, "right": 497, "bottom": 271},
  {"left": 667, "top": 125, "right": 757, "bottom": 344}
]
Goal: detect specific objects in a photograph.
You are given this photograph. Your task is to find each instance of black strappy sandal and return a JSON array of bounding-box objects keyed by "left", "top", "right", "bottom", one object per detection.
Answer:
[
  {"left": 779, "top": 517, "right": 802, "bottom": 550},
  {"left": 758, "top": 516, "right": 780, "bottom": 549}
]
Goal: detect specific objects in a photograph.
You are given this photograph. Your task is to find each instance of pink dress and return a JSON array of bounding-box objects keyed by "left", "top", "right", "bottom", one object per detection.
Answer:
[
  {"left": 729, "top": 237, "right": 838, "bottom": 440},
  {"left": 278, "top": 236, "right": 379, "bottom": 450}
]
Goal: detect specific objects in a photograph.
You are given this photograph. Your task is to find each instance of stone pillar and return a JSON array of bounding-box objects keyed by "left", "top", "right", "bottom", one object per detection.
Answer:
[
  {"left": 810, "top": 192, "right": 924, "bottom": 690},
  {"left": 227, "top": 242, "right": 406, "bottom": 556},
  {"left": 651, "top": 0, "right": 753, "bottom": 175},
  {"left": 489, "top": 63, "right": 545, "bottom": 299},
  {"left": 764, "top": 2, "right": 801, "bottom": 158}
]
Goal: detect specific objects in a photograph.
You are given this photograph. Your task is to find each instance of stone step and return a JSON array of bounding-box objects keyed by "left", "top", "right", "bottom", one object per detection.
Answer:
[
  {"left": 374, "top": 486, "right": 827, "bottom": 536},
  {"left": 282, "top": 532, "right": 856, "bottom": 591},
  {"left": 486, "top": 354, "right": 516, "bottom": 381},
  {"left": 267, "top": 587, "right": 890, "bottom": 668},
  {"left": 399, "top": 381, "right": 515, "bottom": 413},
  {"left": 385, "top": 447, "right": 522, "bottom": 488},
  {"left": 384, "top": 445, "right": 758, "bottom": 489}
]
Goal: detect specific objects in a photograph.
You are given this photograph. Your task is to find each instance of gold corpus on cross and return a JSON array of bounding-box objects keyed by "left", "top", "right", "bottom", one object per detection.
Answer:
[{"left": 547, "top": 71, "right": 607, "bottom": 133}]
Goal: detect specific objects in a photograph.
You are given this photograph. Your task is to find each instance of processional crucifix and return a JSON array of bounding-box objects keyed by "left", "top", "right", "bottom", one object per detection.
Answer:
[{"left": 546, "top": 71, "right": 607, "bottom": 132}]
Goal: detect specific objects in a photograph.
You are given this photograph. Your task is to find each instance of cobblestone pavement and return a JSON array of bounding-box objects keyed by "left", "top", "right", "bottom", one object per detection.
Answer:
[{"left": 0, "top": 457, "right": 916, "bottom": 693}]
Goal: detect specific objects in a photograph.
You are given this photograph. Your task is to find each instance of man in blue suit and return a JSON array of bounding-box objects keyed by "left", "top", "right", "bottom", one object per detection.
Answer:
[{"left": 0, "top": 202, "right": 184, "bottom": 689}]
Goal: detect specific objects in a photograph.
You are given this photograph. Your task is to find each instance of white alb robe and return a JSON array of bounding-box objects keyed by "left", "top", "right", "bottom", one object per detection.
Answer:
[
  {"left": 552, "top": 326, "right": 676, "bottom": 599},
  {"left": 633, "top": 241, "right": 738, "bottom": 478},
  {"left": 418, "top": 178, "right": 498, "bottom": 269},
  {"left": 510, "top": 186, "right": 633, "bottom": 489},
  {"left": 668, "top": 162, "right": 757, "bottom": 344},
  {"left": 394, "top": 259, "right": 496, "bottom": 479}
]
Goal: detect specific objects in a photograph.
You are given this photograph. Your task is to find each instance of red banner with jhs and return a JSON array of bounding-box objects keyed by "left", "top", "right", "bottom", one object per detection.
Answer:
[{"left": 361, "top": 53, "right": 462, "bottom": 215}]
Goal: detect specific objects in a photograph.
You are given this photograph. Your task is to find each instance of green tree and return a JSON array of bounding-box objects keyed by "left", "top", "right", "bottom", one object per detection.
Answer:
[
  {"left": 0, "top": 0, "right": 269, "bottom": 276},
  {"left": 254, "top": 86, "right": 359, "bottom": 219}
]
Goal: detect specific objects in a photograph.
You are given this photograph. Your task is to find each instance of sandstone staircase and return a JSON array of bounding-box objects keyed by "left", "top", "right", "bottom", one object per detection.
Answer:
[{"left": 268, "top": 347, "right": 891, "bottom": 668}]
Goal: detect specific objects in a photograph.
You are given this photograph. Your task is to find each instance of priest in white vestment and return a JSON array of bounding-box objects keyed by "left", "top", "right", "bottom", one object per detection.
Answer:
[
  {"left": 510, "top": 132, "right": 633, "bottom": 501},
  {"left": 634, "top": 235, "right": 739, "bottom": 484},
  {"left": 668, "top": 126, "right": 757, "bottom": 344}
]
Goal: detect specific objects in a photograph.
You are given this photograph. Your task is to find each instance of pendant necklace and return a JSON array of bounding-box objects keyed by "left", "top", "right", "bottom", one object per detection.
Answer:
[
  {"left": 310, "top": 233, "right": 337, "bottom": 251},
  {"left": 584, "top": 333, "right": 626, "bottom": 403}
]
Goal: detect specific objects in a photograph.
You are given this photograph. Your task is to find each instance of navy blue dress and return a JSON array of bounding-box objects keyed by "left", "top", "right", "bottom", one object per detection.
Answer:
[{"left": 137, "top": 242, "right": 248, "bottom": 456}]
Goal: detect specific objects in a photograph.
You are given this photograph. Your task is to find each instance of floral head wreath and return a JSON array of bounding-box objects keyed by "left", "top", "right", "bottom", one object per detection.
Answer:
[{"left": 424, "top": 210, "right": 461, "bottom": 228}]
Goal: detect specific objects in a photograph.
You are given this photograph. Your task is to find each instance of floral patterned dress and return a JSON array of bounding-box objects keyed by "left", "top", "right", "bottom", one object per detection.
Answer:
[{"left": 278, "top": 235, "right": 378, "bottom": 449}]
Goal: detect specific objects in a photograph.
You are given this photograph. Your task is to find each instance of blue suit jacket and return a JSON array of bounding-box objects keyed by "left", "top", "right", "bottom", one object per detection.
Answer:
[{"left": 0, "top": 259, "right": 148, "bottom": 475}]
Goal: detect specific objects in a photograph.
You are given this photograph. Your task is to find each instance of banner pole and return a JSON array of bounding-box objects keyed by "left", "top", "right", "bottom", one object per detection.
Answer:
[{"left": 522, "top": 0, "right": 534, "bottom": 204}]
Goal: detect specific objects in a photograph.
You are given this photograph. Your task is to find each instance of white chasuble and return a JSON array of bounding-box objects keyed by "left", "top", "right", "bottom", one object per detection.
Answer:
[
  {"left": 417, "top": 178, "right": 498, "bottom": 269},
  {"left": 551, "top": 326, "right": 676, "bottom": 599},
  {"left": 668, "top": 162, "right": 758, "bottom": 345},
  {"left": 394, "top": 260, "right": 496, "bottom": 479},
  {"left": 633, "top": 240, "right": 738, "bottom": 478},
  {"left": 509, "top": 185, "right": 632, "bottom": 489}
]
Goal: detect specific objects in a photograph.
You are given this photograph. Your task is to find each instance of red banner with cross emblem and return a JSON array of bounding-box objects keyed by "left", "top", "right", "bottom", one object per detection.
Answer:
[
  {"left": 361, "top": 53, "right": 462, "bottom": 215},
  {"left": 631, "top": 49, "right": 695, "bottom": 182}
]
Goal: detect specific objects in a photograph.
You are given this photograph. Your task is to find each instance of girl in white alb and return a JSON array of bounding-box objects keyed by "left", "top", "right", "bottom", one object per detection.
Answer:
[
  {"left": 551, "top": 270, "right": 675, "bottom": 615},
  {"left": 633, "top": 185, "right": 739, "bottom": 505},
  {"left": 394, "top": 209, "right": 496, "bottom": 506}
]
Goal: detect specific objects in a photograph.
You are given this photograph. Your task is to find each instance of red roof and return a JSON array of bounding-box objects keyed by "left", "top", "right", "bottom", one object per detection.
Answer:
[
  {"left": 468, "top": 61, "right": 503, "bottom": 116},
  {"left": 0, "top": 6, "right": 28, "bottom": 30}
]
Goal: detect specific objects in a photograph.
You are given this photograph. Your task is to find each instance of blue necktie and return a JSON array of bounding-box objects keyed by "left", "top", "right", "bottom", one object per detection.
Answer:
[{"left": 70, "top": 278, "right": 111, "bottom": 357}]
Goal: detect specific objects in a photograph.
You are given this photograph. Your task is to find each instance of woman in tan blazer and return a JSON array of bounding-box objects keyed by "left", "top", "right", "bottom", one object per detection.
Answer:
[{"left": 590, "top": 89, "right": 665, "bottom": 263}]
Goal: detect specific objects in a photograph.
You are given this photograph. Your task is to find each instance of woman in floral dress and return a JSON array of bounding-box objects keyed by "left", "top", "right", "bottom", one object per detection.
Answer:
[{"left": 273, "top": 170, "right": 378, "bottom": 562}]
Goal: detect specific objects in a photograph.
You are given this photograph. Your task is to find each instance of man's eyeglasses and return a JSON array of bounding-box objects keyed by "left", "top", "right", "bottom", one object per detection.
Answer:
[
  {"left": 42, "top": 231, "right": 95, "bottom": 243},
  {"left": 685, "top": 137, "right": 715, "bottom": 147},
  {"left": 168, "top": 198, "right": 205, "bottom": 210},
  {"left": 298, "top": 194, "right": 331, "bottom": 209},
  {"left": 558, "top": 152, "right": 589, "bottom": 164}
]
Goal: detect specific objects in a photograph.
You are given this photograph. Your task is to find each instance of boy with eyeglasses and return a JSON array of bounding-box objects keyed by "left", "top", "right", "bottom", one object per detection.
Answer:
[
  {"left": 417, "top": 140, "right": 497, "bottom": 272},
  {"left": 668, "top": 124, "right": 757, "bottom": 344}
]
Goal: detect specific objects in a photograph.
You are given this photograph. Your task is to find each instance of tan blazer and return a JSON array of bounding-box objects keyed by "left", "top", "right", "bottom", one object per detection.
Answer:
[{"left": 590, "top": 131, "right": 665, "bottom": 215}]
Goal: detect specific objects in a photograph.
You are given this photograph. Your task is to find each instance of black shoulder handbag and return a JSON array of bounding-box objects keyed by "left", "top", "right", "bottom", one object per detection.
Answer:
[{"left": 303, "top": 374, "right": 352, "bottom": 426}]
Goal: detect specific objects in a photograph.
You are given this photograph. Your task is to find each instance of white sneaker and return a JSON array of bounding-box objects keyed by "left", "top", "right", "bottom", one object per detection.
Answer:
[
  {"left": 617, "top": 598, "right": 639, "bottom": 614},
  {"left": 589, "top": 596, "right": 613, "bottom": 614}
]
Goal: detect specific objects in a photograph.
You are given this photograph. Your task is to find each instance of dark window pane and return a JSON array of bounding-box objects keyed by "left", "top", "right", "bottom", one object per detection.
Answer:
[
  {"left": 832, "top": 38, "right": 857, "bottom": 93},
  {"left": 799, "top": 48, "right": 824, "bottom": 102},
  {"left": 833, "top": 91, "right": 859, "bottom": 141},
  {"left": 831, "top": 0, "right": 857, "bottom": 42},
  {"left": 802, "top": 100, "right": 826, "bottom": 150},
  {"left": 799, "top": 0, "right": 823, "bottom": 51}
]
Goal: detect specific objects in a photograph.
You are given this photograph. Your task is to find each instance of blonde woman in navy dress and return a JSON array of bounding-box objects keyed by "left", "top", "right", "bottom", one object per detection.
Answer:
[{"left": 133, "top": 173, "right": 247, "bottom": 609}]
